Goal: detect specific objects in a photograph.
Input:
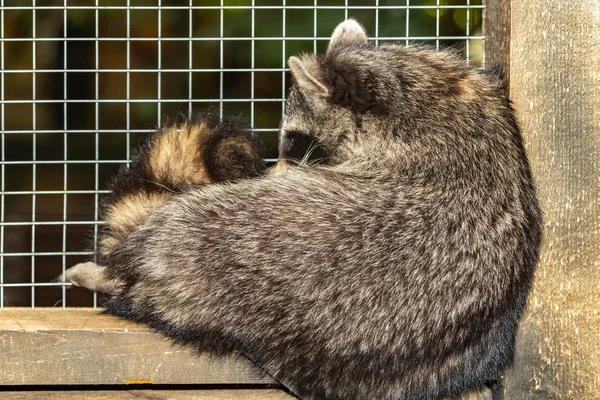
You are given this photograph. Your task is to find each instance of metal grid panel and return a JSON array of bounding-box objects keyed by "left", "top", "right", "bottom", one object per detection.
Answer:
[{"left": 0, "top": 0, "right": 484, "bottom": 308}]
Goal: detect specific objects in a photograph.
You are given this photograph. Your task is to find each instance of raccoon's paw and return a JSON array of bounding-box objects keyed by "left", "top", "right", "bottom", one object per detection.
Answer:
[{"left": 55, "top": 262, "right": 125, "bottom": 295}]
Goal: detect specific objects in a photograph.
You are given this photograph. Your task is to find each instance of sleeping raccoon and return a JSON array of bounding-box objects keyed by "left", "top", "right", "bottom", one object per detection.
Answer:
[
  {"left": 60, "top": 113, "right": 265, "bottom": 293},
  {"left": 60, "top": 20, "right": 542, "bottom": 400}
]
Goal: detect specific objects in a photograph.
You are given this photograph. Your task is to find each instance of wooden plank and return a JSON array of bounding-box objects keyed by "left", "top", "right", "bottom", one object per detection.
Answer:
[
  {"left": 0, "top": 308, "right": 143, "bottom": 331},
  {"left": 0, "top": 308, "right": 274, "bottom": 386},
  {"left": 0, "top": 309, "right": 502, "bottom": 398},
  {"left": 0, "top": 390, "right": 294, "bottom": 400},
  {"left": 507, "top": 0, "right": 600, "bottom": 398},
  {"left": 483, "top": 0, "right": 511, "bottom": 95}
]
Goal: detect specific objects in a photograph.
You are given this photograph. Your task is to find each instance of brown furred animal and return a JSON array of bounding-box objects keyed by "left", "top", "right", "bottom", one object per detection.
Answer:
[
  {"left": 60, "top": 112, "right": 265, "bottom": 292},
  {"left": 61, "top": 20, "right": 542, "bottom": 400}
]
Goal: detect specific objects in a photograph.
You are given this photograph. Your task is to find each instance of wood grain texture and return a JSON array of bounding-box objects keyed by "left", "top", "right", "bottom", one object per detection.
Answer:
[
  {"left": 508, "top": 0, "right": 600, "bottom": 398},
  {"left": 0, "top": 308, "right": 273, "bottom": 386},
  {"left": 483, "top": 0, "right": 511, "bottom": 94},
  {"left": 0, "top": 390, "right": 294, "bottom": 400}
]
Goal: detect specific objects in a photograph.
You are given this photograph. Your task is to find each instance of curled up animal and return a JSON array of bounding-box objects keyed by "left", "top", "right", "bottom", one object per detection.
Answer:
[{"left": 58, "top": 19, "right": 542, "bottom": 400}]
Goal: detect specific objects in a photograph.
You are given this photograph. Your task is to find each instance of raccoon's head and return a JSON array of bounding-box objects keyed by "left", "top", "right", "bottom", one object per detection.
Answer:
[
  {"left": 279, "top": 19, "right": 368, "bottom": 166},
  {"left": 279, "top": 19, "right": 497, "bottom": 166}
]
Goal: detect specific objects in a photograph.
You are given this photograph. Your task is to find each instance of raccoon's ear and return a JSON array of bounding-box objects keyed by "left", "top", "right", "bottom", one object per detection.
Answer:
[
  {"left": 288, "top": 54, "right": 329, "bottom": 98},
  {"left": 327, "top": 19, "right": 369, "bottom": 52}
]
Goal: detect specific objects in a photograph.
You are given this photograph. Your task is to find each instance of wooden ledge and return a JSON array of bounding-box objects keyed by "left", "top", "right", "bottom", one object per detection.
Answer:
[
  {"left": 0, "top": 308, "right": 492, "bottom": 399},
  {"left": 0, "top": 390, "right": 293, "bottom": 400},
  {"left": 0, "top": 308, "right": 275, "bottom": 387}
]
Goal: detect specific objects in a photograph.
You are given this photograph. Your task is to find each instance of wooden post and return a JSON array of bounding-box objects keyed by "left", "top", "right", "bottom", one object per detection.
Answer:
[
  {"left": 483, "top": 0, "right": 511, "bottom": 93},
  {"left": 491, "top": 0, "right": 600, "bottom": 398}
]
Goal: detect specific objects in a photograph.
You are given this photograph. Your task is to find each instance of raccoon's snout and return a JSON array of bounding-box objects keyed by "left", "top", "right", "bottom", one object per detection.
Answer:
[
  {"left": 279, "top": 130, "right": 310, "bottom": 161},
  {"left": 279, "top": 130, "right": 329, "bottom": 165}
]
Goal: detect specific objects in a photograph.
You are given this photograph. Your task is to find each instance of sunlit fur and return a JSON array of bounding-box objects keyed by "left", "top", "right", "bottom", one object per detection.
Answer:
[
  {"left": 59, "top": 113, "right": 265, "bottom": 293},
  {"left": 66, "top": 20, "right": 541, "bottom": 400},
  {"left": 98, "top": 112, "right": 265, "bottom": 259}
]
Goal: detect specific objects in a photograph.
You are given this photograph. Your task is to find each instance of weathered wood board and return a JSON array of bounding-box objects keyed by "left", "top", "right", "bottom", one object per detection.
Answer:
[
  {"left": 0, "top": 308, "right": 274, "bottom": 386},
  {"left": 483, "top": 0, "right": 511, "bottom": 94},
  {"left": 506, "top": 0, "right": 600, "bottom": 398},
  {"left": 0, "top": 308, "right": 500, "bottom": 398},
  {"left": 0, "top": 390, "right": 294, "bottom": 400}
]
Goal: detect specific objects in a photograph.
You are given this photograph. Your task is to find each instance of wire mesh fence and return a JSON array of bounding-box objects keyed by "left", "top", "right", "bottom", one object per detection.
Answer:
[{"left": 0, "top": 0, "right": 484, "bottom": 308}]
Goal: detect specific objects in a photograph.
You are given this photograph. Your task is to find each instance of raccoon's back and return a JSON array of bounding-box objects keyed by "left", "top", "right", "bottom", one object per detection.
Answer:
[{"left": 115, "top": 164, "right": 540, "bottom": 399}]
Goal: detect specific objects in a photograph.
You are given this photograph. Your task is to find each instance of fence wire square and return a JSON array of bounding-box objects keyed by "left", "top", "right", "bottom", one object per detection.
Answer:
[{"left": 0, "top": 0, "right": 484, "bottom": 308}]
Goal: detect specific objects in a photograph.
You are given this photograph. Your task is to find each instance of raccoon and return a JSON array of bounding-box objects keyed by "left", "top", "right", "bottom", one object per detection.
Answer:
[
  {"left": 60, "top": 112, "right": 265, "bottom": 294},
  {"left": 60, "top": 20, "right": 542, "bottom": 400}
]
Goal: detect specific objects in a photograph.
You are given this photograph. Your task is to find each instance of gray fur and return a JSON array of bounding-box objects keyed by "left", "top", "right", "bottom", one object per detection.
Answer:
[
  {"left": 67, "top": 20, "right": 542, "bottom": 400},
  {"left": 57, "top": 262, "right": 123, "bottom": 295}
]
